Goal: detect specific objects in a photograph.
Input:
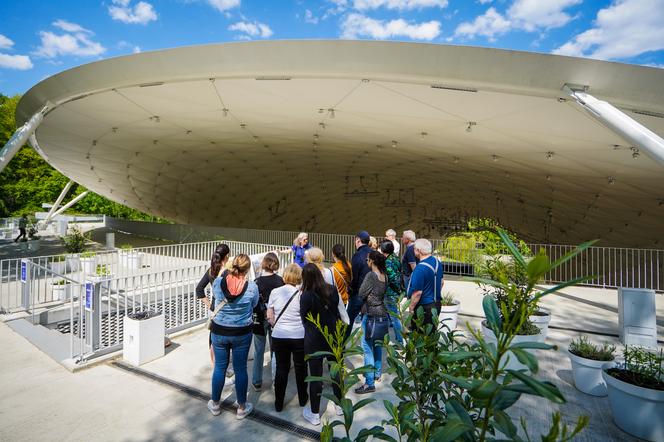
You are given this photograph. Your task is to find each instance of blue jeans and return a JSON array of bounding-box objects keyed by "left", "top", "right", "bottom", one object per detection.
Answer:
[
  {"left": 386, "top": 303, "right": 403, "bottom": 345},
  {"left": 361, "top": 315, "right": 382, "bottom": 387},
  {"left": 211, "top": 332, "right": 252, "bottom": 404},
  {"left": 252, "top": 333, "right": 267, "bottom": 386}
]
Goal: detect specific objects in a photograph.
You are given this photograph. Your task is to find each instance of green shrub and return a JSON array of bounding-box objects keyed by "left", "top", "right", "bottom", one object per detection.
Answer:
[
  {"left": 569, "top": 336, "right": 615, "bottom": 361},
  {"left": 606, "top": 346, "right": 664, "bottom": 390},
  {"left": 80, "top": 251, "right": 96, "bottom": 258},
  {"left": 95, "top": 264, "right": 111, "bottom": 276},
  {"left": 62, "top": 226, "right": 87, "bottom": 254},
  {"left": 119, "top": 244, "right": 134, "bottom": 250},
  {"left": 440, "top": 292, "right": 456, "bottom": 306}
]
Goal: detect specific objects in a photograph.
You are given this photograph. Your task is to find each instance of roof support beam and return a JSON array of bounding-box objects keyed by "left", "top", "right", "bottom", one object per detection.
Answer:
[
  {"left": 0, "top": 107, "right": 47, "bottom": 173},
  {"left": 42, "top": 180, "right": 74, "bottom": 226},
  {"left": 563, "top": 84, "right": 664, "bottom": 166}
]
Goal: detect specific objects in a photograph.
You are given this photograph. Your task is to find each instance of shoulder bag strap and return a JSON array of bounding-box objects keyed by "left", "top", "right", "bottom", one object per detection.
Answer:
[
  {"left": 331, "top": 266, "right": 348, "bottom": 292},
  {"left": 273, "top": 289, "right": 299, "bottom": 327},
  {"left": 420, "top": 260, "right": 440, "bottom": 300}
]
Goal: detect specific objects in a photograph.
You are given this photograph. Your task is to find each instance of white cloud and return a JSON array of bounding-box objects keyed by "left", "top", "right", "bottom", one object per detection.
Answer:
[
  {"left": 0, "top": 34, "right": 15, "bottom": 50},
  {"left": 208, "top": 0, "right": 241, "bottom": 12},
  {"left": 508, "top": 0, "right": 581, "bottom": 32},
  {"left": 133, "top": 45, "right": 142, "bottom": 53},
  {"left": 228, "top": 21, "right": 273, "bottom": 38},
  {"left": 454, "top": 0, "right": 580, "bottom": 40},
  {"left": 341, "top": 13, "right": 441, "bottom": 40},
  {"left": 353, "top": 0, "right": 447, "bottom": 10},
  {"left": 304, "top": 9, "right": 319, "bottom": 24},
  {"left": 454, "top": 7, "right": 510, "bottom": 41},
  {"left": 34, "top": 20, "right": 106, "bottom": 58},
  {"left": 478, "top": 0, "right": 492, "bottom": 3},
  {"left": 109, "top": 0, "right": 157, "bottom": 25},
  {"left": 553, "top": 0, "right": 664, "bottom": 60},
  {"left": 0, "top": 53, "right": 33, "bottom": 70}
]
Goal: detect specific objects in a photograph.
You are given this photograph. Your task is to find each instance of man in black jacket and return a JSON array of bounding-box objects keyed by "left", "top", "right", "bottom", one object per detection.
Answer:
[{"left": 346, "top": 230, "right": 372, "bottom": 336}]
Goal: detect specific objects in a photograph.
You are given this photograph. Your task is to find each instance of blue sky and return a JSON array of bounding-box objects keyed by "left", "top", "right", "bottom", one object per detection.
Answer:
[{"left": 1, "top": 0, "right": 663, "bottom": 95}]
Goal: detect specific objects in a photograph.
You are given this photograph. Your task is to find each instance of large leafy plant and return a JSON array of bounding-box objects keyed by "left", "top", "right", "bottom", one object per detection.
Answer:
[{"left": 336, "top": 229, "right": 594, "bottom": 441}]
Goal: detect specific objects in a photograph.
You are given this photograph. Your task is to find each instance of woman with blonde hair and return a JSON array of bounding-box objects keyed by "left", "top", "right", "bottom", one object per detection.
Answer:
[
  {"left": 291, "top": 232, "right": 312, "bottom": 268},
  {"left": 267, "top": 263, "right": 308, "bottom": 412},
  {"left": 208, "top": 254, "right": 259, "bottom": 420},
  {"left": 304, "top": 247, "right": 334, "bottom": 286},
  {"left": 368, "top": 236, "right": 378, "bottom": 251}
]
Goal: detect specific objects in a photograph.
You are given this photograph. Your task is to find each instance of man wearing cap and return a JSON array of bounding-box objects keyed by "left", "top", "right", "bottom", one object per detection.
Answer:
[{"left": 346, "top": 230, "right": 372, "bottom": 333}]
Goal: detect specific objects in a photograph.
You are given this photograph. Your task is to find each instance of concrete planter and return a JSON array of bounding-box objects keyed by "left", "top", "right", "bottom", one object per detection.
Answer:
[
  {"left": 123, "top": 312, "right": 165, "bottom": 366},
  {"left": 482, "top": 321, "right": 544, "bottom": 372},
  {"left": 529, "top": 309, "right": 552, "bottom": 339},
  {"left": 602, "top": 362, "right": 664, "bottom": 441},
  {"left": 51, "top": 283, "right": 72, "bottom": 301},
  {"left": 119, "top": 251, "right": 143, "bottom": 270},
  {"left": 439, "top": 300, "right": 461, "bottom": 331},
  {"left": 49, "top": 260, "right": 67, "bottom": 275},
  {"left": 66, "top": 255, "right": 80, "bottom": 272},
  {"left": 80, "top": 257, "right": 97, "bottom": 275},
  {"left": 567, "top": 348, "right": 612, "bottom": 396}
]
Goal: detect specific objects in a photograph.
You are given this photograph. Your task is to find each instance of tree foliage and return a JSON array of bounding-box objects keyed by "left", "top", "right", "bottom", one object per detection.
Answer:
[{"left": 0, "top": 93, "right": 163, "bottom": 221}]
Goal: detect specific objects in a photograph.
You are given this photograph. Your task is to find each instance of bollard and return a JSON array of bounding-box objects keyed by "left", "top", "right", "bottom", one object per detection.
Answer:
[
  {"left": 106, "top": 232, "right": 115, "bottom": 249},
  {"left": 20, "top": 259, "right": 31, "bottom": 311}
]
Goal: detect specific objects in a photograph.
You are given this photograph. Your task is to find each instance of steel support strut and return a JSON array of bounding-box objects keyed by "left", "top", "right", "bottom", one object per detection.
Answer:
[
  {"left": 564, "top": 84, "right": 664, "bottom": 166},
  {"left": 0, "top": 107, "right": 47, "bottom": 173}
]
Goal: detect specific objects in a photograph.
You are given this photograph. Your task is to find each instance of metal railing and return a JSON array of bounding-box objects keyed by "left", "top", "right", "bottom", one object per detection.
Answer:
[{"left": 69, "top": 264, "right": 208, "bottom": 361}]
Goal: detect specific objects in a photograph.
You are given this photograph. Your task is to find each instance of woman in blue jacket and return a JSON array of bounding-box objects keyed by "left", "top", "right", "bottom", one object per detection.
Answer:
[{"left": 207, "top": 254, "right": 259, "bottom": 420}]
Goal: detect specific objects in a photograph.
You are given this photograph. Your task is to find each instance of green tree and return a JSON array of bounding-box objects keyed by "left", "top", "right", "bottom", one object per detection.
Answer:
[{"left": 0, "top": 93, "right": 165, "bottom": 221}]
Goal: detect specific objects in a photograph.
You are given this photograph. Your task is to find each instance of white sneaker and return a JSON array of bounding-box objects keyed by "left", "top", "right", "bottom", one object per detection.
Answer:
[
  {"left": 334, "top": 404, "right": 343, "bottom": 416},
  {"left": 303, "top": 405, "right": 321, "bottom": 426},
  {"left": 236, "top": 402, "right": 254, "bottom": 420},
  {"left": 207, "top": 400, "right": 221, "bottom": 416}
]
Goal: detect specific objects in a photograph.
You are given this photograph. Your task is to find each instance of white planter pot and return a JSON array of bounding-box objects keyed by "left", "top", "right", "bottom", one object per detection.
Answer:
[
  {"left": 481, "top": 321, "right": 544, "bottom": 372},
  {"left": 529, "top": 310, "right": 551, "bottom": 339},
  {"left": 49, "top": 260, "right": 67, "bottom": 275},
  {"left": 123, "top": 313, "right": 165, "bottom": 366},
  {"left": 80, "top": 257, "right": 97, "bottom": 275},
  {"left": 119, "top": 251, "right": 143, "bottom": 270},
  {"left": 602, "top": 362, "right": 664, "bottom": 441},
  {"left": 66, "top": 255, "right": 80, "bottom": 272},
  {"left": 439, "top": 300, "right": 460, "bottom": 331},
  {"left": 51, "top": 283, "right": 72, "bottom": 301},
  {"left": 567, "top": 349, "right": 612, "bottom": 396},
  {"left": 89, "top": 274, "right": 114, "bottom": 292}
]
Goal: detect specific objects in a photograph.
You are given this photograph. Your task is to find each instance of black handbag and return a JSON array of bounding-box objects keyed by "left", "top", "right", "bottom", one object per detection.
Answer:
[{"left": 365, "top": 315, "right": 389, "bottom": 344}]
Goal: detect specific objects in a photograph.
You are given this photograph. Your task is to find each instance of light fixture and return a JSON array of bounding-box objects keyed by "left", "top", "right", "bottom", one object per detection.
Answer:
[
  {"left": 92, "top": 140, "right": 97, "bottom": 146},
  {"left": 240, "top": 123, "right": 246, "bottom": 129},
  {"left": 453, "top": 157, "right": 459, "bottom": 164},
  {"left": 420, "top": 131, "right": 428, "bottom": 139},
  {"left": 376, "top": 144, "right": 382, "bottom": 150},
  {"left": 631, "top": 147, "right": 640, "bottom": 158},
  {"left": 608, "top": 176, "right": 616, "bottom": 185},
  {"left": 186, "top": 130, "right": 192, "bottom": 135},
  {"left": 392, "top": 140, "right": 398, "bottom": 148},
  {"left": 466, "top": 121, "right": 477, "bottom": 133},
  {"left": 112, "top": 127, "right": 118, "bottom": 133},
  {"left": 319, "top": 122, "right": 326, "bottom": 130},
  {"left": 313, "top": 134, "right": 319, "bottom": 141},
  {"left": 150, "top": 116, "right": 160, "bottom": 123},
  {"left": 222, "top": 108, "right": 229, "bottom": 117},
  {"left": 253, "top": 136, "right": 259, "bottom": 142},
  {"left": 546, "top": 174, "right": 552, "bottom": 181},
  {"left": 546, "top": 151, "right": 554, "bottom": 160},
  {"left": 328, "top": 108, "right": 335, "bottom": 119},
  {"left": 492, "top": 154, "right": 499, "bottom": 162}
]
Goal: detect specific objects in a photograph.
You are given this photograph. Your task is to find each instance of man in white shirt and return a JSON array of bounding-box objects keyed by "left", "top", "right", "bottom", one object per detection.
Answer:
[{"left": 385, "top": 229, "right": 400, "bottom": 256}]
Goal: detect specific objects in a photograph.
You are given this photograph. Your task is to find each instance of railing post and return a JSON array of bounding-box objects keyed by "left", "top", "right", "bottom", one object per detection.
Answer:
[
  {"left": 84, "top": 281, "right": 102, "bottom": 351},
  {"left": 20, "top": 258, "right": 31, "bottom": 311}
]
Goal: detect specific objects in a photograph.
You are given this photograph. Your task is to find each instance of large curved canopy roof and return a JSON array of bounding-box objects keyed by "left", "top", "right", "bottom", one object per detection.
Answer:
[{"left": 18, "top": 40, "right": 664, "bottom": 247}]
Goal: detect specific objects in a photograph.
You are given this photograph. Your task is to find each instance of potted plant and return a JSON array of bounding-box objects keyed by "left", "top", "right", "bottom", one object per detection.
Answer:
[
  {"left": 80, "top": 251, "right": 97, "bottom": 275},
  {"left": 62, "top": 226, "right": 87, "bottom": 271},
  {"left": 602, "top": 346, "right": 664, "bottom": 441},
  {"left": 50, "top": 279, "right": 71, "bottom": 301},
  {"left": 118, "top": 244, "right": 143, "bottom": 270},
  {"left": 438, "top": 292, "right": 461, "bottom": 331},
  {"left": 49, "top": 255, "right": 67, "bottom": 275},
  {"left": 567, "top": 336, "right": 615, "bottom": 396},
  {"left": 477, "top": 254, "right": 545, "bottom": 372}
]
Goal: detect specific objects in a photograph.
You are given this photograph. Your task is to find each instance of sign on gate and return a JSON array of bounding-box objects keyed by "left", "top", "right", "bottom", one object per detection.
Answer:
[
  {"left": 20, "top": 260, "right": 27, "bottom": 283},
  {"left": 85, "top": 282, "right": 93, "bottom": 311}
]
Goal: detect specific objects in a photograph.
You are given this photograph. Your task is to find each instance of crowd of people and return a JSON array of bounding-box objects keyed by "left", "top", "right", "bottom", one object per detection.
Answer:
[{"left": 197, "top": 228, "right": 445, "bottom": 425}]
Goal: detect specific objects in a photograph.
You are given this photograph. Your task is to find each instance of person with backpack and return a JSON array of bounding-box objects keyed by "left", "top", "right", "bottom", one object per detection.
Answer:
[
  {"left": 354, "top": 251, "right": 389, "bottom": 394},
  {"left": 407, "top": 239, "right": 444, "bottom": 332},
  {"left": 299, "top": 263, "right": 344, "bottom": 426},
  {"left": 266, "top": 263, "right": 307, "bottom": 412},
  {"left": 380, "top": 240, "right": 404, "bottom": 345},
  {"left": 207, "top": 254, "right": 259, "bottom": 420},
  {"left": 251, "top": 253, "right": 284, "bottom": 391}
]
